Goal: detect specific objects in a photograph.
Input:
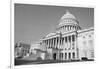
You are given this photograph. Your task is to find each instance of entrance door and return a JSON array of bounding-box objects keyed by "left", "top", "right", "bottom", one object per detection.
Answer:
[{"left": 53, "top": 53, "right": 56, "bottom": 60}]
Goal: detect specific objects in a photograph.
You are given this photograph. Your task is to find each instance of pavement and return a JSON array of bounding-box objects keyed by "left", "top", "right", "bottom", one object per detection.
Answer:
[{"left": 15, "top": 58, "right": 94, "bottom": 66}]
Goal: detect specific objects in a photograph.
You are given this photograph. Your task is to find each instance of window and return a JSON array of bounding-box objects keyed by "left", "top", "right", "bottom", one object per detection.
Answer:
[
  {"left": 59, "top": 53, "right": 61, "bottom": 59},
  {"left": 68, "top": 53, "right": 71, "bottom": 59},
  {"left": 72, "top": 52, "right": 75, "bottom": 59},
  {"left": 62, "top": 53, "right": 63, "bottom": 59},
  {"left": 60, "top": 53, "right": 63, "bottom": 59},
  {"left": 65, "top": 53, "right": 67, "bottom": 59}
]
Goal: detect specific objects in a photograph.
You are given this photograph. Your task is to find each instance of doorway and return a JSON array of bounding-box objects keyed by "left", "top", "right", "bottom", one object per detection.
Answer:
[{"left": 53, "top": 53, "right": 57, "bottom": 60}]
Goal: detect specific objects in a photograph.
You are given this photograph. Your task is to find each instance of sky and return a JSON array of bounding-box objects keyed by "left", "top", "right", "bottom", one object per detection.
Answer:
[{"left": 15, "top": 4, "right": 94, "bottom": 44}]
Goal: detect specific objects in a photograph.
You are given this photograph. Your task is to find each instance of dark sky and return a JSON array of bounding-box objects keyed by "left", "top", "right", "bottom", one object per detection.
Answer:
[{"left": 15, "top": 4, "right": 94, "bottom": 44}]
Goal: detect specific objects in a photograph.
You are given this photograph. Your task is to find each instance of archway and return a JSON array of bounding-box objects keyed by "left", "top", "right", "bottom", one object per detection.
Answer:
[
  {"left": 53, "top": 53, "right": 57, "bottom": 60},
  {"left": 81, "top": 57, "right": 88, "bottom": 61}
]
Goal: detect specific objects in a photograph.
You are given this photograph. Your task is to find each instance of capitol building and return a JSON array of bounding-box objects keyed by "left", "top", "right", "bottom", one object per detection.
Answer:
[{"left": 30, "top": 10, "right": 94, "bottom": 61}]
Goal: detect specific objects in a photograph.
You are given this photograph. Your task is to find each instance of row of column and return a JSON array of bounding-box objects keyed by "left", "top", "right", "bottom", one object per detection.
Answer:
[
  {"left": 60, "top": 25, "right": 78, "bottom": 32},
  {"left": 59, "top": 52, "right": 76, "bottom": 60},
  {"left": 42, "top": 35, "right": 77, "bottom": 50}
]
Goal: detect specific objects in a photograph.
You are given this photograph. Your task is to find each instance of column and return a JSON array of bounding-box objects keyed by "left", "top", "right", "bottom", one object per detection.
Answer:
[
  {"left": 73, "top": 26, "right": 74, "bottom": 30},
  {"left": 67, "top": 52, "right": 69, "bottom": 60},
  {"left": 51, "top": 39, "right": 53, "bottom": 48},
  {"left": 55, "top": 37, "right": 57, "bottom": 48},
  {"left": 45, "top": 40, "right": 47, "bottom": 47},
  {"left": 64, "top": 53, "right": 65, "bottom": 60},
  {"left": 70, "top": 26, "right": 71, "bottom": 31},
  {"left": 48, "top": 39, "right": 49, "bottom": 48},
  {"left": 61, "top": 37, "right": 63, "bottom": 49},
  {"left": 75, "top": 26, "right": 76, "bottom": 30},
  {"left": 63, "top": 26, "right": 64, "bottom": 31},
  {"left": 49, "top": 39, "right": 51, "bottom": 48},
  {"left": 46, "top": 40, "right": 48, "bottom": 47},
  {"left": 66, "top": 26, "right": 67, "bottom": 31},
  {"left": 52, "top": 39, "right": 53, "bottom": 48},
  {"left": 53, "top": 38, "right": 54, "bottom": 48},
  {"left": 75, "top": 35, "right": 78, "bottom": 59},
  {"left": 58, "top": 37, "right": 60, "bottom": 49},
  {"left": 44, "top": 40, "right": 46, "bottom": 48},
  {"left": 69, "top": 26, "right": 70, "bottom": 31},
  {"left": 70, "top": 26, "right": 72, "bottom": 30},
  {"left": 71, "top": 35, "right": 74, "bottom": 49},
  {"left": 66, "top": 36, "right": 68, "bottom": 50},
  {"left": 64, "top": 26, "right": 66, "bottom": 31},
  {"left": 61, "top": 37, "right": 62, "bottom": 49},
  {"left": 49, "top": 39, "right": 50, "bottom": 48},
  {"left": 72, "top": 26, "right": 74, "bottom": 30},
  {"left": 73, "top": 26, "right": 75, "bottom": 30},
  {"left": 64, "top": 37, "right": 65, "bottom": 49},
  {"left": 65, "top": 26, "right": 66, "bottom": 31},
  {"left": 54, "top": 38, "right": 55, "bottom": 48},
  {"left": 46, "top": 40, "right": 47, "bottom": 48},
  {"left": 71, "top": 36, "right": 72, "bottom": 50},
  {"left": 62, "top": 37, "right": 64, "bottom": 49},
  {"left": 68, "top": 36, "right": 70, "bottom": 50},
  {"left": 67, "top": 26, "right": 69, "bottom": 31},
  {"left": 52, "top": 38, "right": 54, "bottom": 48},
  {"left": 42, "top": 40, "right": 44, "bottom": 50},
  {"left": 69, "top": 36, "right": 71, "bottom": 50},
  {"left": 47, "top": 39, "right": 49, "bottom": 48},
  {"left": 47, "top": 40, "right": 49, "bottom": 48},
  {"left": 51, "top": 38, "right": 53, "bottom": 48},
  {"left": 74, "top": 35, "right": 77, "bottom": 49},
  {"left": 57, "top": 37, "right": 58, "bottom": 48}
]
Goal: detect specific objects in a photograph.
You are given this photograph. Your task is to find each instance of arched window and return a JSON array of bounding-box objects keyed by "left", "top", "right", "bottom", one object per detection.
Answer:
[
  {"left": 68, "top": 53, "right": 71, "bottom": 59},
  {"left": 62, "top": 53, "right": 63, "bottom": 59},
  {"left": 65, "top": 53, "right": 67, "bottom": 59},
  {"left": 59, "top": 53, "right": 61, "bottom": 59},
  {"left": 60, "top": 53, "right": 63, "bottom": 59},
  {"left": 72, "top": 52, "right": 75, "bottom": 59}
]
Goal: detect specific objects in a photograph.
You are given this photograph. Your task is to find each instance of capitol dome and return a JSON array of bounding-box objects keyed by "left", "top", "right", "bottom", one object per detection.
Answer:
[
  {"left": 61, "top": 10, "right": 76, "bottom": 20},
  {"left": 59, "top": 10, "right": 78, "bottom": 26},
  {"left": 57, "top": 10, "right": 81, "bottom": 32}
]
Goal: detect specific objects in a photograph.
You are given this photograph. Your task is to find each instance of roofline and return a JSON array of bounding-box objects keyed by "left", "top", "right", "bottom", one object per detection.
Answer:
[{"left": 77, "top": 27, "right": 94, "bottom": 34}]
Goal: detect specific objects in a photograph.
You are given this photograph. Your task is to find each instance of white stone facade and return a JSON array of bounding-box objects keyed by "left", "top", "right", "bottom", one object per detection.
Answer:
[
  {"left": 40, "top": 10, "right": 94, "bottom": 61},
  {"left": 78, "top": 28, "right": 94, "bottom": 60}
]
